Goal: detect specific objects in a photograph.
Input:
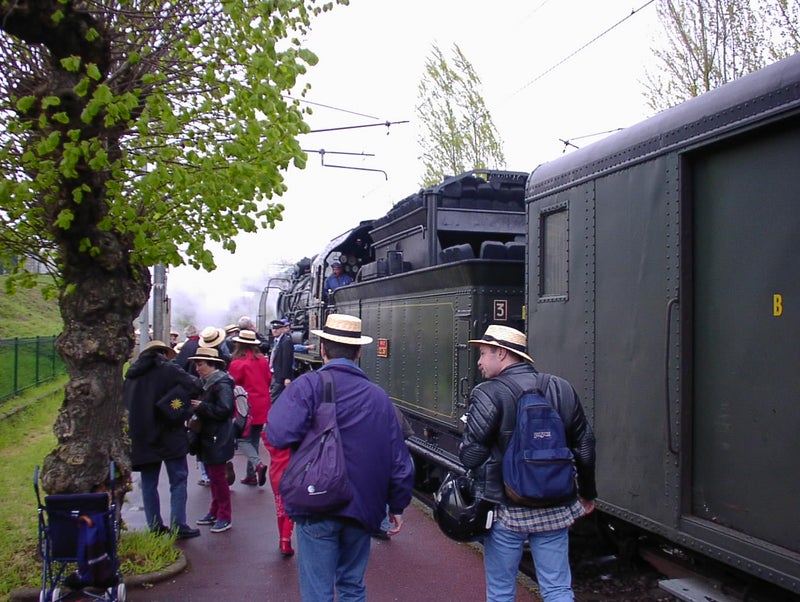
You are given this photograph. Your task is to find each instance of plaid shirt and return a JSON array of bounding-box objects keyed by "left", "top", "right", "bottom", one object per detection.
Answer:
[{"left": 496, "top": 498, "right": 585, "bottom": 533}]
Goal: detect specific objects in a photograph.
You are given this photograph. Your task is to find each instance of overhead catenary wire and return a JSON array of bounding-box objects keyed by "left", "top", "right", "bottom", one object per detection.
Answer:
[
  {"left": 559, "top": 127, "right": 625, "bottom": 152},
  {"left": 307, "top": 120, "right": 409, "bottom": 134},
  {"left": 289, "top": 2, "right": 656, "bottom": 173},
  {"left": 302, "top": 149, "right": 388, "bottom": 180},
  {"left": 283, "top": 94, "right": 382, "bottom": 121},
  {"left": 509, "top": 0, "right": 658, "bottom": 98}
]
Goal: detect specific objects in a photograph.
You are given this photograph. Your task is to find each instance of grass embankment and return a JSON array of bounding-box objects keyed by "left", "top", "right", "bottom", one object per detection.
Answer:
[
  {"left": 0, "top": 276, "right": 62, "bottom": 339},
  {"left": 0, "top": 380, "right": 181, "bottom": 601},
  {"left": 0, "top": 278, "right": 179, "bottom": 600}
]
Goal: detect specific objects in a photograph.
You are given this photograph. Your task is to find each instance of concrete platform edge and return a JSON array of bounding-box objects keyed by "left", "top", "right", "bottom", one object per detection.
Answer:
[{"left": 9, "top": 550, "right": 188, "bottom": 602}]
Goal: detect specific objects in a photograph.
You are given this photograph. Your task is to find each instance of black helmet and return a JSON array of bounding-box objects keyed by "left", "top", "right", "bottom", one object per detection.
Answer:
[{"left": 433, "top": 473, "right": 494, "bottom": 542}]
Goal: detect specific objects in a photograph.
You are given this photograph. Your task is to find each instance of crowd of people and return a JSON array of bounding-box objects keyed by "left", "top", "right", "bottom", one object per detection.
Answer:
[{"left": 124, "top": 310, "right": 596, "bottom": 602}]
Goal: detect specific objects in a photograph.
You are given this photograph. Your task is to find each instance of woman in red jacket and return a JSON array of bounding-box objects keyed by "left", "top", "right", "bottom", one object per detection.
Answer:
[{"left": 229, "top": 330, "right": 295, "bottom": 556}]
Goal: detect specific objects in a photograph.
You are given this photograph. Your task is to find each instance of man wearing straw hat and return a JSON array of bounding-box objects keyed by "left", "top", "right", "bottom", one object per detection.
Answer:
[
  {"left": 459, "top": 324, "right": 597, "bottom": 602},
  {"left": 123, "top": 340, "right": 203, "bottom": 539},
  {"left": 267, "top": 314, "right": 414, "bottom": 602}
]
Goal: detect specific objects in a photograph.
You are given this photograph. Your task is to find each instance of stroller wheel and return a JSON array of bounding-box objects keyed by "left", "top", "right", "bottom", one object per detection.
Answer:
[
  {"left": 108, "top": 582, "right": 126, "bottom": 601},
  {"left": 51, "top": 587, "right": 61, "bottom": 601},
  {"left": 38, "top": 590, "right": 46, "bottom": 602}
]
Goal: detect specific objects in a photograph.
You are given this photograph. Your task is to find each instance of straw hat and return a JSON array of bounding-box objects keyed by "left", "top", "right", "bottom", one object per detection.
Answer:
[
  {"left": 199, "top": 326, "right": 226, "bottom": 348},
  {"left": 224, "top": 323, "right": 239, "bottom": 335},
  {"left": 188, "top": 347, "right": 226, "bottom": 364},
  {"left": 143, "top": 340, "right": 176, "bottom": 360},
  {"left": 232, "top": 329, "right": 259, "bottom": 345},
  {"left": 468, "top": 324, "right": 535, "bottom": 364},
  {"left": 311, "top": 314, "right": 373, "bottom": 346}
]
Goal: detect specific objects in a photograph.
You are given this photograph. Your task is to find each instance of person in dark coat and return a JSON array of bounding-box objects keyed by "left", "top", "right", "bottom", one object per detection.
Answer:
[
  {"left": 269, "top": 317, "right": 294, "bottom": 401},
  {"left": 174, "top": 324, "right": 201, "bottom": 376},
  {"left": 123, "top": 340, "right": 202, "bottom": 539},
  {"left": 190, "top": 347, "right": 236, "bottom": 533},
  {"left": 458, "top": 324, "right": 597, "bottom": 602}
]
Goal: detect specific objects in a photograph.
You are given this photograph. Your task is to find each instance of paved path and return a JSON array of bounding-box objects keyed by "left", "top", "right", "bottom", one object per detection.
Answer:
[{"left": 123, "top": 451, "right": 542, "bottom": 601}]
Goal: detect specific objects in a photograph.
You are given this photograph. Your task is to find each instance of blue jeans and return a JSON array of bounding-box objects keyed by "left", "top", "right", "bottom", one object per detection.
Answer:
[
  {"left": 484, "top": 523, "right": 573, "bottom": 602},
  {"left": 295, "top": 516, "right": 371, "bottom": 602},
  {"left": 140, "top": 457, "right": 189, "bottom": 529}
]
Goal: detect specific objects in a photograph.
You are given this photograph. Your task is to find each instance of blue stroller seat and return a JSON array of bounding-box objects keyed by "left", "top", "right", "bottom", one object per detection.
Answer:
[{"left": 34, "top": 464, "right": 126, "bottom": 602}]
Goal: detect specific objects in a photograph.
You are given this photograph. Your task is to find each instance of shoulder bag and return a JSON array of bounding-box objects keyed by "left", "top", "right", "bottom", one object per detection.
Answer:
[{"left": 279, "top": 369, "right": 353, "bottom": 513}]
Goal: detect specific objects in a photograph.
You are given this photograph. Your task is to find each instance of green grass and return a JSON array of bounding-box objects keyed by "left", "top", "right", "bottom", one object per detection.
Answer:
[
  {"left": 0, "top": 275, "right": 62, "bottom": 339},
  {"left": 0, "top": 380, "right": 179, "bottom": 601}
]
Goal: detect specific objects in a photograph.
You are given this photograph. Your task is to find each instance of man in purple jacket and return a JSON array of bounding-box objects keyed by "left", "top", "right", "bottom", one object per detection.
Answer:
[{"left": 267, "top": 314, "right": 414, "bottom": 602}]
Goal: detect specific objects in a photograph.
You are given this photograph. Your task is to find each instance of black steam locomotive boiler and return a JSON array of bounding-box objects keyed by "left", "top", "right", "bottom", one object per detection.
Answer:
[{"left": 261, "top": 170, "right": 530, "bottom": 475}]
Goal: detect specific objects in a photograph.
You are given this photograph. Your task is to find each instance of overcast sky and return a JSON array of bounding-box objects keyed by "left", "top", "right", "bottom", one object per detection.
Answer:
[{"left": 166, "top": 0, "right": 661, "bottom": 332}]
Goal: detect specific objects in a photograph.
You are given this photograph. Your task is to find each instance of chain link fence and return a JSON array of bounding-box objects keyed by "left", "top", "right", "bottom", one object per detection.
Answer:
[{"left": 0, "top": 336, "right": 66, "bottom": 402}]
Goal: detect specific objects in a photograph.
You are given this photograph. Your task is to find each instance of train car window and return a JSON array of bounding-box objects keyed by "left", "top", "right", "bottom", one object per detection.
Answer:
[{"left": 539, "top": 205, "right": 568, "bottom": 300}]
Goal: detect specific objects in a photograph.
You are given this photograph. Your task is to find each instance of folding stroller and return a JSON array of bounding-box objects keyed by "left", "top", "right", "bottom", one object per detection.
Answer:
[{"left": 34, "top": 463, "right": 126, "bottom": 602}]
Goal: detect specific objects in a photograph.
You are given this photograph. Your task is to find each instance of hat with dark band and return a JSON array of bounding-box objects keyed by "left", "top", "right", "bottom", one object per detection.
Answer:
[
  {"left": 311, "top": 313, "right": 373, "bottom": 346},
  {"left": 143, "top": 340, "right": 176, "bottom": 360},
  {"left": 232, "top": 329, "right": 259, "bottom": 345},
  {"left": 188, "top": 347, "right": 226, "bottom": 364},
  {"left": 199, "top": 326, "right": 226, "bottom": 348},
  {"left": 468, "top": 324, "right": 534, "bottom": 364}
]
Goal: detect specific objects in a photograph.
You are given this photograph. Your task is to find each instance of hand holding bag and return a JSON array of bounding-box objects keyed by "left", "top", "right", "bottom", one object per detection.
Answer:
[{"left": 279, "top": 370, "right": 353, "bottom": 513}]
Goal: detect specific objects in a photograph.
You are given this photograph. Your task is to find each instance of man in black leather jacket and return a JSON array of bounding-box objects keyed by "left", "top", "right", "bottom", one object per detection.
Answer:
[{"left": 458, "top": 324, "right": 596, "bottom": 602}]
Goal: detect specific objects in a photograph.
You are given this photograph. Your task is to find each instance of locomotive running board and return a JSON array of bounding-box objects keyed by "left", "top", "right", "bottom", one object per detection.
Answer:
[{"left": 659, "top": 577, "right": 738, "bottom": 602}]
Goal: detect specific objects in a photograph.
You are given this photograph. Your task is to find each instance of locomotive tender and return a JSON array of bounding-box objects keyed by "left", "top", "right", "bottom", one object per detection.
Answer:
[{"left": 263, "top": 52, "right": 800, "bottom": 595}]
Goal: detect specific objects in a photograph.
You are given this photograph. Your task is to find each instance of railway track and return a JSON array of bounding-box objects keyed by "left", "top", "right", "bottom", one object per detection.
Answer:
[
  {"left": 414, "top": 488, "right": 675, "bottom": 600},
  {"left": 414, "top": 489, "right": 799, "bottom": 601}
]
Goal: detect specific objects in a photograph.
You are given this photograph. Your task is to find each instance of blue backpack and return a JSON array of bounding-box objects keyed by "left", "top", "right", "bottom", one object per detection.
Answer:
[{"left": 498, "top": 374, "right": 577, "bottom": 507}]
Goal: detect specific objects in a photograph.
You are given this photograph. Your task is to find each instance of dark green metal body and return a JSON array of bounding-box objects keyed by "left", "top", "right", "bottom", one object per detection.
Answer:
[{"left": 526, "top": 53, "right": 800, "bottom": 594}]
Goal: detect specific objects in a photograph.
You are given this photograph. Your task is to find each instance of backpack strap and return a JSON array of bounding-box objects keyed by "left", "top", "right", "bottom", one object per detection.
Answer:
[
  {"left": 318, "top": 369, "right": 336, "bottom": 404},
  {"left": 495, "top": 371, "right": 551, "bottom": 404}
]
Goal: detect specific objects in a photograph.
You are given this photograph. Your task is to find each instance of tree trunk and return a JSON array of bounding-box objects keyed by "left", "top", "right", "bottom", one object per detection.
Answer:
[
  {"left": 42, "top": 253, "right": 150, "bottom": 495},
  {"left": 0, "top": 0, "right": 151, "bottom": 496}
]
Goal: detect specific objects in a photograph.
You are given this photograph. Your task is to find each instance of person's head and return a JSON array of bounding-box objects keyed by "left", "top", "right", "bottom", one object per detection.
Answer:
[
  {"left": 184, "top": 324, "right": 199, "bottom": 338},
  {"left": 188, "top": 347, "right": 225, "bottom": 377},
  {"left": 237, "top": 315, "right": 256, "bottom": 331},
  {"left": 169, "top": 330, "right": 180, "bottom": 344},
  {"left": 142, "top": 340, "right": 176, "bottom": 361},
  {"left": 468, "top": 325, "right": 534, "bottom": 379},
  {"left": 311, "top": 313, "right": 372, "bottom": 362},
  {"left": 270, "top": 317, "right": 290, "bottom": 335},
  {"left": 199, "top": 326, "right": 226, "bottom": 349},
  {"left": 224, "top": 324, "right": 239, "bottom": 338},
  {"left": 231, "top": 329, "right": 263, "bottom": 359},
  {"left": 331, "top": 261, "right": 344, "bottom": 275}
]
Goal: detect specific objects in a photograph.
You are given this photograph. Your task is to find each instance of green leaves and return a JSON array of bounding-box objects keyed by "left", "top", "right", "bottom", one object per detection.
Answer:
[{"left": 1, "top": 0, "right": 348, "bottom": 276}]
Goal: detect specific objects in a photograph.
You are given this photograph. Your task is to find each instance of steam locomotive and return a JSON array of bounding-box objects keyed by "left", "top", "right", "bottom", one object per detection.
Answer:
[{"left": 259, "top": 52, "right": 800, "bottom": 595}]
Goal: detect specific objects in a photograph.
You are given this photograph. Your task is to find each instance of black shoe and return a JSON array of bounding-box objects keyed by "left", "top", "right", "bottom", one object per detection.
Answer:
[
  {"left": 256, "top": 463, "right": 268, "bottom": 487},
  {"left": 176, "top": 524, "right": 201, "bottom": 539},
  {"left": 370, "top": 530, "right": 390, "bottom": 541},
  {"left": 152, "top": 524, "right": 171, "bottom": 536}
]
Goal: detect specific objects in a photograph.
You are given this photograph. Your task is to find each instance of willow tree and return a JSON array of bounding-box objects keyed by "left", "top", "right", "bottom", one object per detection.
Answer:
[
  {"left": 644, "top": 0, "right": 800, "bottom": 111},
  {"left": 416, "top": 43, "right": 505, "bottom": 187},
  {"left": 0, "top": 0, "right": 344, "bottom": 495}
]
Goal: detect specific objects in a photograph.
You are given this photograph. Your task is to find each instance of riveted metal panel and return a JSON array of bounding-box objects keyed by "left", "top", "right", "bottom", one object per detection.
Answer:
[
  {"left": 335, "top": 260, "right": 524, "bottom": 461},
  {"left": 689, "top": 119, "right": 800, "bottom": 554}
]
